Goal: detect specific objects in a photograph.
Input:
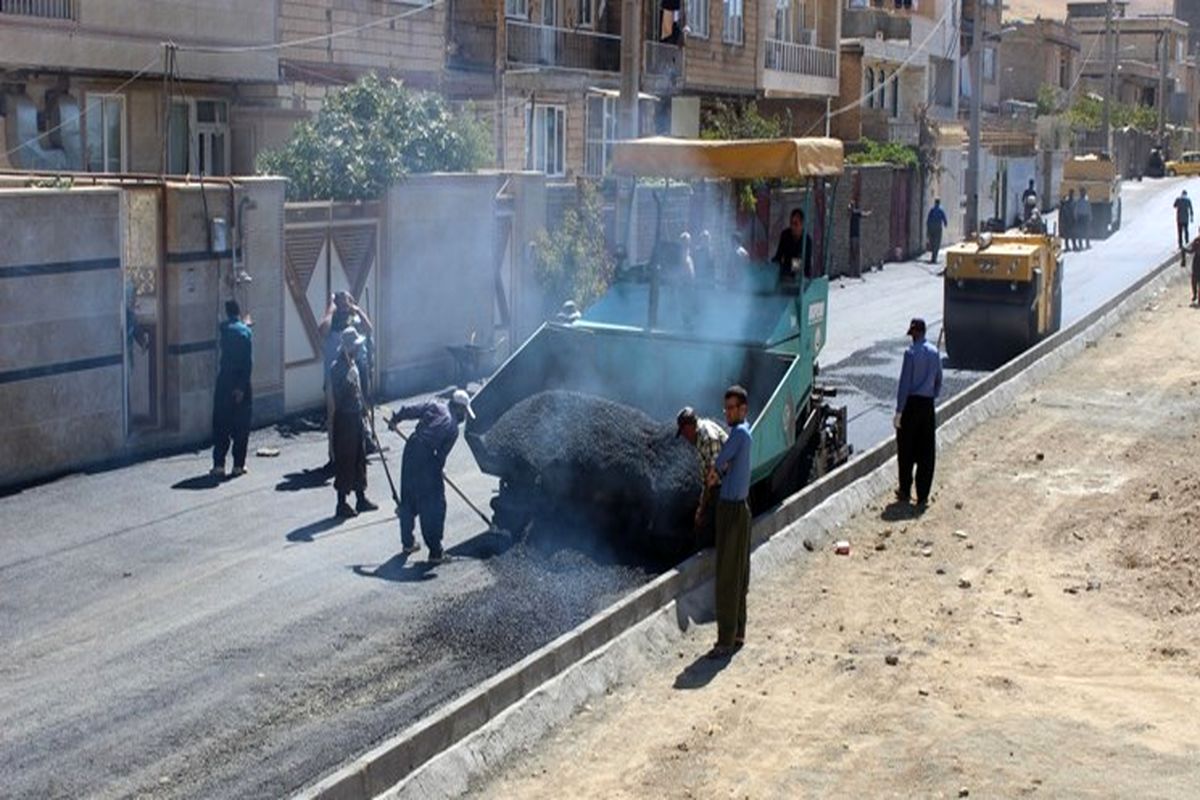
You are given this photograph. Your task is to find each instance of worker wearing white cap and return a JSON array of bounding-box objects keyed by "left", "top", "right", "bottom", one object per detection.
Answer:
[
  {"left": 330, "top": 327, "right": 378, "bottom": 519},
  {"left": 387, "top": 389, "right": 475, "bottom": 563}
]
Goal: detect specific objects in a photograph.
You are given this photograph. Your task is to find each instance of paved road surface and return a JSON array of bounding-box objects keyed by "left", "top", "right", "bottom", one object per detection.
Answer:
[{"left": 0, "top": 178, "right": 1191, "bottom": 799}]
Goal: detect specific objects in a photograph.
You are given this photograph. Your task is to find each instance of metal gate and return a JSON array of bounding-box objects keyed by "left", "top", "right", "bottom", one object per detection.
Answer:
[{"left": 282, "top": 202, "right": 380, "bottom": 413}]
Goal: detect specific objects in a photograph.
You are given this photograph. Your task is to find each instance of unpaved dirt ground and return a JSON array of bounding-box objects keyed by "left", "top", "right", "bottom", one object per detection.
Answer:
[{"left": 473, "top": 282, "right": 1200, "bottom": 799}]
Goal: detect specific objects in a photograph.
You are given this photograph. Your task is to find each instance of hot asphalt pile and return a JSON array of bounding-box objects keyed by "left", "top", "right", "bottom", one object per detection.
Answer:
[{"left": 484, "top": 391, "right": 702, "bottom": 556}]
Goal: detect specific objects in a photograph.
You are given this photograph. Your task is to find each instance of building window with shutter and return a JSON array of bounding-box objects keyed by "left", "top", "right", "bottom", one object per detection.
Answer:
[
  {"left": 584, "top": 94, "right": 619, "bottom": 176},
  {"left": 85, "top": 94, "right": 125, "bottom": 173},
  {"left": 687, "top": 0, "right": 709, "bottom": 38}
]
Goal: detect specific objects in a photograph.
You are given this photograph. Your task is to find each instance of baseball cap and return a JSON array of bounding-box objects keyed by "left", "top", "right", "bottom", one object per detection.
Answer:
[{"left": 907, "top": 317, "right": 926, "bottom": 336}]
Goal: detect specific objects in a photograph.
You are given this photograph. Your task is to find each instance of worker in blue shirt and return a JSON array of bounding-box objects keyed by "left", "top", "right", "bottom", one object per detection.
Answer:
[
  {"left": 894, "top": 317, "right": 943, "bottom": 510},
  {"left": 211, "top": 300, "right": 253, "bottom": 478},
  {"left": 388, "top": 389, "right": 474, "bottom": 563},
  {"left": 706, "top": 385, "right": 753, "bottom": 657},
  {"left": 927, "top": 198, "right": 949, "bottom": 264}
]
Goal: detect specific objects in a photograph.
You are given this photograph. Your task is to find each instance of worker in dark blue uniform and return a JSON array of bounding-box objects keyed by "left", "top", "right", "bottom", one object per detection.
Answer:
[
  {"left": 330, "top": 327, "right": 378, "bottom": 518},
  {"left": 894, "top": 317, "right": 943, "bottom": 510},
  {"left": 211, "top": 300, "right": 253, "bottom": 478},
  {"left": 388, "top": 389, "right": 474, "bottom": 563},
  {"left": 926, "top": 198, "right": 949, "bottom": 264}
]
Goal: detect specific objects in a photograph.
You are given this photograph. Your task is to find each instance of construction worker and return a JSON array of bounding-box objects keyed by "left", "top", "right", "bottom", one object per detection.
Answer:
[
  {"left": 894, "top": 317, "right": 943, "bottom": 511},
  {"left": 1183, "top": 233, "right": 1200, "bottom": 305},
  {"left": 773, "top": 208, "right": 813, "bottom": 282},
  {"left": 926, "top": 199, "right": 948, "bottom": 264},
  {"left": 330, "top": 327, "right": 377, "bottom": 519},
  {"left": 1022, "top": 179, "right": 1039, "bottom": 223},
  {"left": 318, "top": 292, "right": 374, "bottom": 472},
  {"left": 211, "top": 300, "right": 253, "bottom": 478},
  {"left": 676, "top": 406, "right": 728, "bottom": 549},
  {"left": 1175, "top": 190, "right": 1194, "bottom": 249},
  {"left": 707, "top": 385, "right": 753, "bottom": 658},
  {"left": 388, "top": 389, "right": 474, "bottom": 563},
  {"left": 847, "top": 198, "right": 872, "bottom": 279},
  {"left": 1061, "top": 191, "right": 1076, "bottom": 253},
  {"left": 1075, "top": 188, "right": 1093, "bottom": 251}
]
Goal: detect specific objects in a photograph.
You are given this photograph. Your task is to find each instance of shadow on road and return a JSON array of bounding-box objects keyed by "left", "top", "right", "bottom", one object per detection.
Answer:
[
  {"left": 286, "top": 517, "right": 344, "bottom": 542},
  {"left": 880, "top": 501, "right": 922, "bottom": 521},
  {"left": 673, "top": 650, "right": 733, "bottom": 690},
  {"left": 447, "top": 529, "right": 515, "bottom": 560},
  {"left": 171, "top": 474, "right": 223, "bottom": 491},
  {"left": 351, "top": 552, "right": 437, "bottom": 583},
  {"left": 275, "top": 468, "right": 332, "bottom": 492}
]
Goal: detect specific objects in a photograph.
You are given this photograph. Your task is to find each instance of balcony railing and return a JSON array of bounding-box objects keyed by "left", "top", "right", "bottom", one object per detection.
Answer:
[
  {"left": 449, "top": 21, "right": 498, "bottom": 71},
  {"left": 644, "top": 40, "right": 684, "bottom": 78},
  {"left": 506, "top": 20, "right": 620, "bottom": 72},
  {"left": 0, "top": 0, "right": 76, "bottom": 19},
  {"left": 763, "top": 39, "right": 837, "bottom": 78}
]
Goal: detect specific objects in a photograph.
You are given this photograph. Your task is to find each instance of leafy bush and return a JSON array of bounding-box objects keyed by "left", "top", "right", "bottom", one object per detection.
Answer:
[
  {"left": 256, "top": 75, "right": 492, "bottom": 201},
  {"left": 531, "top": 182, "right": 614, "bottom": 309},
  {"left": 700, "top": 100, "right": 785, "bottom": 141},
  {"left": 846, "top": 138, "right": 919, "bottom": 168},
  {"left": 1066, "top": 94, "right": 1158, "bottom": 133}
]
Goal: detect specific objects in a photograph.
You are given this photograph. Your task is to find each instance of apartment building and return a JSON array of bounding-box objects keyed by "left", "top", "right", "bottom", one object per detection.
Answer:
[
  {"left": 1069, "top": 2, "right": 1193, "bottom": 128},
  {"left": 997, "top": 17, "right": 1082, "bottom": 110},
  {"left": 836, "top": 0, "right": 960, "bottom": 146},
  {"left": 0, "top": 1, "right": 276, "bottom": 174}
]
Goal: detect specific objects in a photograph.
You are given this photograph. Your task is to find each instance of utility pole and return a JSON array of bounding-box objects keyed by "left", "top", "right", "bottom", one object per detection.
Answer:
[
  {"left": 618, "top": 0, "right": 643, "bottom": 140},
  {"left": 1157, "top": 28, "right": 1169, "bottom": 143},
  {"left": 1101, "top": 0, "right": 1115, "bottom": 154},
  {"left": 966, "top": 1, "right": 983, "bottom": 236}
]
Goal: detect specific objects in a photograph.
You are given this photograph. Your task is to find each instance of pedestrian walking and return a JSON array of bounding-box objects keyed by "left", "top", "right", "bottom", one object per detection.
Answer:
[
  {"left": 388, "top": 390, "right": 474, "bottom": 563},
  {"left": 894, "top": 317, "right": 942, "bottom": 511},
  {"left": 676, "top": 406, "right": 728, "bottom": 549},
  {"left": 1175, "top": 190, "right": 1194, "bottom": 249},
  {"left": 1075, "top": 188, "right": 1092, "bottom": 250},
  {"left": 318, "top": 292, "right": 374, "bottom": 472},
  {"left": 1184, "top": 234, "right": 1200, "bottom": 305},
  {"left": 848, "top": 199, "right": 872, "bottom": 279},
  {"left": 926, "top": 199, "right": 949, "bottom": 264},
  {"left": 707, "top": 385, "right": 753, "bottom": 658},
  {"left": 211, "top": 300, "right": 253, "bottom": 478},
  {"left": 330, "top": 327, "right": 377, "bottom": 518},
  {"left": 1061, "top": 191, "right": 1076, "bottom": 252}
]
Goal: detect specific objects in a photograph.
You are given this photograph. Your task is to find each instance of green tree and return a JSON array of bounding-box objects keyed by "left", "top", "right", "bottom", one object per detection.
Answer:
[
  {"left": 846, "top": 138, "right": 918, "bottom": 168},
  {"left": 700, "top": 100, "right": 786, "bottom": 141},
  {"left": 531, "top": 182, "right": 614, "bottom": 309},
  {"left": 256, "top": 75, "right": 492, "bottom": 201},
  {"left": 1036, "top": 84, "right": 1059, "bottom": 117},
  {"left": 1066, "top": 94, "right": 1158, "bottom": 133}
]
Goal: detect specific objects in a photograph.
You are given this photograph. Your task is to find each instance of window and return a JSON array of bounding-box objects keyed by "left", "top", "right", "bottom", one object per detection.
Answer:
[
  {"left": 722, "top": 0, "right": 743, "bottom": 44},
  {"left": 585, "top": 94, "right": 619, "bottom": 176},
  {"left": 85, "top": 94, "right": 125, "bottom": 173},
  {"left": 865, "top": 68, "right": 875, "bottom": 108},
  {"left": 166, "top": 98, "right": 231, "bottom": 177},
  {"left": 687, "top": 0, "right": 709, "bottom": 38},
  {"left": 577, "top": 0, "right": 593, "bottom": 26},
  {"left": 891, "top": 72, "right": 900, "bottom": 117},
  {"left": 1058, "top": 56, "right": 1069, "bottom": 90},
  {"left": 526, "top": 104, "right": 566, "bottom": 177},
  {"left": 774, "top": 0, "right": 791, "bottom": 41},
  {"left": 505, "top": 0, "right": 527, "bottom": 19},
  {"left": 983, "top": 47, "right": 996, "bottom": 84}
]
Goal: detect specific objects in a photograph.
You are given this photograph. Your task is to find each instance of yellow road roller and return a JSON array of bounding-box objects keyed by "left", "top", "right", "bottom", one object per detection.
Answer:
[{"left": 943, "top": 228, "right": 1063, "bottom": 368}]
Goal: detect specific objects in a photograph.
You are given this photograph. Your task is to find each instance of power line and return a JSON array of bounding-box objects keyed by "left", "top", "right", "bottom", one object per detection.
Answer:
[
  {"left": 171, "top": 0, "right": 445, "bottom": 55},
  {"left": 1, "top": 54, "right": 161, "bottom": 164}
]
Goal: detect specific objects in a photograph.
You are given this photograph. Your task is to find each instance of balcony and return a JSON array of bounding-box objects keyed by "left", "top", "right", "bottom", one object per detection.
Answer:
[
  {"left": 0, "top": 0, "right": 76, "bottom": 19},
  {"left": 843, "top": 8, "right": 913, "bottom": 41},
  {"left": 506, "top": 20, "right": 620, "bottom": 72},
  {"left": 761, "top": 39, "right": 838, "bottom": 98},
  {"left": 644, "top": 40, "right": 684, "bottom": 81},
  {"left": 449, "top": 21, "right": 498, "bottom": 71}
]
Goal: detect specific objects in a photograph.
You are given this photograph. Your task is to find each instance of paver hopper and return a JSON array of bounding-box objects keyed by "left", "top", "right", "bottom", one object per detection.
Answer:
[{"left": 465, "top": 138, "right": 851, "bottom": 553}]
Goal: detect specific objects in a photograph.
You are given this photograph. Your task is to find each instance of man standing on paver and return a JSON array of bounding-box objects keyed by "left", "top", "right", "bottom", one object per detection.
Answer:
[
  {"left": 1075, "top": 188, "right": 1093, "bottom": 250},
  {"left": 848, "top": 198, "right": 872, "bottom": 279},
  {"left": 926, "top": 198, "right": 949, "bottom": 264},
  {"left": 1175, "top": 190, "right": 1194, "bottom": 249},
  {"left": 211, "top": 300, "right": 253, "bottom": 478},
  {"left": 773, "top": 208, "right": 814, "bottom": 282},
  {"left": 707, "top": 385, "right": 753, "bottom": 657},
  {"left": 388, "top": 390, "right": 474, "bottom": 563},
  {"left": 676, "top": 406, "right": 728, "bottom": 549},
  {"left": 894, "top": 318, "right": 942, "bottom": 511},
  {"left": 330, "top": 327, "right": 378, "bottom": 518}
]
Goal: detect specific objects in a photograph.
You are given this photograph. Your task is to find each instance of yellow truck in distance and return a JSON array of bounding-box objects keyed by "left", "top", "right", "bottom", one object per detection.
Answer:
[{"left": 1061, "top": 154, "right": 1122, "bottom": 239}]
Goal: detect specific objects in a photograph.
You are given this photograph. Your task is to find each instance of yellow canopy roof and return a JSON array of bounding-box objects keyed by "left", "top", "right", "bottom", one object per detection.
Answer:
[{"left": 611, "top": 137, "right": 844, "bottom": 179}]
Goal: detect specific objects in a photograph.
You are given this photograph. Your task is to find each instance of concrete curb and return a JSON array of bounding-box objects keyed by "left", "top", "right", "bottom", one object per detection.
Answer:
[{"left": 296, "top": 256, "right": 1183, "bottom": 800}]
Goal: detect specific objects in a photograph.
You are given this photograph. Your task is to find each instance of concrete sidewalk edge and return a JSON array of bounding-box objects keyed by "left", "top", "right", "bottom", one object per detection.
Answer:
[{"left": 296, "top": 256, "right": 1183, "bottom": 800}]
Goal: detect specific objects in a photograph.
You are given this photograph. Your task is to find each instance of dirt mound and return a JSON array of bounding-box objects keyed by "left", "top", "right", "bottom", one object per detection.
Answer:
[{"left": 484, "top": 391, "right": 704, "bottom": 553}]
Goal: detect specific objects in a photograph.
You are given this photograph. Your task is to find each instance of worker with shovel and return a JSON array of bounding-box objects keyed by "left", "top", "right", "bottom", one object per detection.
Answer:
[
  {"left": 330, "top": 327, "right": 378, "bottom": 519},
  {"left": 388, "top": 390, "right": 474, "bottom": 563}
]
